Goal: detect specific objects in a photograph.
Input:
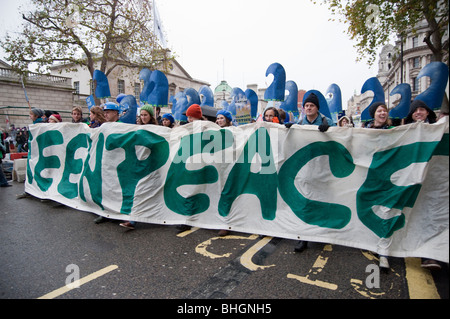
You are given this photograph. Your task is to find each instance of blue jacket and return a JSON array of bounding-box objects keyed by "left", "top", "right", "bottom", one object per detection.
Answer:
[{"left": 298, "top": 113, "right": 335, "bottom": 126}]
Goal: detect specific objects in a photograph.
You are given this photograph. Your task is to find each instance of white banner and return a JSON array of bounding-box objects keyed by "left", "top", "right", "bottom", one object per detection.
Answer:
[{"left": 25, "top": 119, "right": 449, "bottom": 262}]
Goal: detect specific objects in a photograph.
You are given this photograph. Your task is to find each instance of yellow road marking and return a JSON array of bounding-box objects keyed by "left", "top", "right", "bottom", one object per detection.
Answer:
[
  {"left": 196, "top": 234, "right": 259, "bottom": 259},
  {"left": 37, "top": 265, "right": 119, "bottom": 299},
  {"left": 405, "top": 257, "right": 440, "bottom": 299},
  {"left": 176, "top": 226, "right": 200, "bottom": 238},
  {"left": 240, "top": 236, "right": 276, "bottom": 271}
]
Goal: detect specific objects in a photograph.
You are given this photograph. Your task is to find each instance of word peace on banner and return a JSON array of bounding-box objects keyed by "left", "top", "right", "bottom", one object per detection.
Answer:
[{"left": 25, "top": 120, "right": 449, "bottom": 262}]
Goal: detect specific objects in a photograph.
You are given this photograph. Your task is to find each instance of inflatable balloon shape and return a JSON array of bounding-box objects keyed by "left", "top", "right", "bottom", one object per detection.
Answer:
[
  {"left": 389, "top": 83, "right": 411, "bottom": 119},
  {"left": 93, "top": 69, "right": 111, "bottom": 99},
  {"left": 264, "top": 62, "right": 286, "bottom": 102},
  {"left": 361, "top": 77, "right": 385, "bottom": 122},
  {"left": 302, "top": 89, "right": 332, "bottom": 120},
  {"left": 245, "top": 88, "right": 258, "bottom": 119},
  {"left": 148, "top": 70, "right": 169, "bottom": 107},
  {"left": 171, "top": 88, "right": 200, "bottom": 122},
  {"left": 118, "top": 95, "right": 138, "bottom": 124},
  {"left": 139, "top": 68, "right": 154, "bottom": 104},
  {"left": 222, "top": 87, "right": 245, "bottom": 116},
  {"left": 172, "top": 91, "right": 188, "bottom": 121},
  {"left": 199, "top": 85, "right": 215, "bottom": 107},
  {"left": 325, "top": 83, "right": 342, "bottom": 124},
  {"left": 414, "top": 62, "right": 449, "bottom": 110},
  {"left": 280, "top": 80, "right": 299, "bottom": 121}
]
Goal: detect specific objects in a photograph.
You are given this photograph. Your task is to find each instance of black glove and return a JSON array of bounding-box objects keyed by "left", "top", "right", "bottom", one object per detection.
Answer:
[
  {"left": 318, "top": 122, "right": 329, "bottom": 132},
  {"left": 285, "top": 123, "right": 294, "bottom": 129}
]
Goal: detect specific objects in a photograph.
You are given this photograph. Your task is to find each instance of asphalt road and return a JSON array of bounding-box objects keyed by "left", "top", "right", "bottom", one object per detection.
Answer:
[{"left": 1, "top": 181, "right": 448, "bottom": 304}]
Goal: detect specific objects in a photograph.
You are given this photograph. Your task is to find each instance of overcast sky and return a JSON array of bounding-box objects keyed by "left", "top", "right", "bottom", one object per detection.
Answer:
[{"left": 0, "top": 0, "right": 382, "bottom": 108}]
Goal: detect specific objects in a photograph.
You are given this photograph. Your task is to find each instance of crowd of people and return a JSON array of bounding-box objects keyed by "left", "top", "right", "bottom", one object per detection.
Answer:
[{"left": 3, "top": 93, "right": 447, "bottom": 272}]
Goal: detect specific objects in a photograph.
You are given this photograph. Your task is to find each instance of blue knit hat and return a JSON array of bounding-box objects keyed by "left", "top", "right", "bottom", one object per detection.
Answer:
[
  {"left": 216, "top": 109, "right": 233, "bottom": 122},
  {"left": 162, "top": 113, "right": 174, "bottom": 124}
]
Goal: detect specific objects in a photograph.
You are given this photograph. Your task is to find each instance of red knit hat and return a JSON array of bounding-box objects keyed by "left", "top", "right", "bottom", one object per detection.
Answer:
[
  {"left": 186, "top": 104, "right": 202, "bottom": 119},
  {"left": 49, "top": 114, "right": 62, "bottom": 122}
]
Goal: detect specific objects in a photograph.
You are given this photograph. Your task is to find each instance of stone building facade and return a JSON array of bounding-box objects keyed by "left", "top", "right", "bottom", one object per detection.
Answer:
[{"left": 0, "top": 60, "right": 74, "bottom": 130}]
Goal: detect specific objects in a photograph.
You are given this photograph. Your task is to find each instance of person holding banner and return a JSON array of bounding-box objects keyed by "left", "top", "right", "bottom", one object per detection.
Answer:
[
  {"left": 161, "top": 113, "right": 175, "bottom": 128},
  {"left": 364, "top": 102, "right": 393, "bottom": 129},
  {"left": 119, "top": 104, "right": 158, "bottom": 230},
  {"left": 93, "top": 102, "right": 122, "bottom": 224},
  {"left": 139, "top": 104, "right": 158, "bottom": 125},
  {"left": 103, "top": 102, "right": 122, "bottom": 123},
  {"left": 29, "top": 108, "right": 45, "bottom": 124},
  {"left": 215, "top": 110, "right": 233, "bottom": 128},
  {"left": 297, "top": 93, "right": 332, "bottom": 132},
  {"left": 263, "top": 107, "right": 281, "bottom": 123},
  {"left": 362, "top": 101, "right": 394, "bottom": 270},
  {"left": 404, "top": 99, "right": 437, "bottom": 124},
  {"left": 215, "top": 109, "right": 233, "bottom": 236},
  {"left": 89, "top": 106, "right": 106, "bottom": 128},
  {"left": 186, "top": 104, "right": 203, "bottom": 122},
  {"left": 48, "top": 113, "right": 62, "bottom": 123},
  {"left": 71, "top": 106, "right": 89, "bottom": 124},
  {"left": 293, "top": 93, "right": 333, "bottom": 253},
  {"left": 404, "top": 99, "right": 441, "bottom": 270}
]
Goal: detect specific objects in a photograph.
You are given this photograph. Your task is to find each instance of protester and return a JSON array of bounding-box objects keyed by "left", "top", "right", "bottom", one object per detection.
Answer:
[
  {"left": 119, "top": 104, "right": 157, "bottom": 230},
  {"left": 215, "top": 109, "right": 233, "bottom": 236},
  {"left": 216, "top": 110, "right": 233, "bottom": 128},
  {"left": 186, "top": 104, "right": 203, "bottom": 122},
  {"left": 297, "top": 93, "right": 333, "bottom": 132},
  {"left": 89, "top": 106, "right": 106, "bottom": 128},
  {"left": 139, "top": 104, "right": 158, "bottom": 125},
  {"left": 48, "top": 113, "right": 62, "bottom": 123},
  {"left": 364, "top": 102, "right": 393, "bottom": 129},
  {"left": 71, "top": 106, "right": 89, "bottom": 124},
  {"left": 362, "top": 101, "right": 393, "bottom": 270},
  {"left": 29, "top": 108, "right": 45, "bottom": 124},
  {"left": 404, "top": 99, "right": 441, "bottom": 270},
  {"left": 94, "top": 102, "right": 122, "bottom": 224},
  {"left": 263, "top": 107, "right": 280, "bottom": 123},
  {"left": 0, "top": 139, "right": 11, "bottom": 187},
  {"left": 161, "top": 113, "right": 175, "bottom": 128},
  {"left": 404, "top": 99, "right": 437, "bottom": 124},
  {"left": 103, "top": 102, "right": 122, "bottom": 123},
  {"left": 293, "top": 93, "right": 334, "bottom": 253},
  {"left": 338, "top": 115, "right": 354, "bottom": 127},
  {"left": 16, "top": 129, "right": 27, "bottom": 152}
]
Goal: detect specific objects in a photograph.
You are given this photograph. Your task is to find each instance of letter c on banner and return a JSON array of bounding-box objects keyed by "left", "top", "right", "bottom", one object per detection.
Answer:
[{"left": 278, "top": 141, "right": 355, "bottom": 229}]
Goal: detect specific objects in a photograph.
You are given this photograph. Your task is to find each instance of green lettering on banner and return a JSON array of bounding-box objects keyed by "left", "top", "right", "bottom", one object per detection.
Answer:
[
  {"left": 26, "top": 131, "right": 34, "bottom": 184},
  {"left": 34, "top": 130, "right": 64, "bottom": 192},
  {"left": 278, "top": 141, "right": 355, "bottom": 229},
  {"left": 219, "top": 127, "right": 277, "bottom": 220},
  {"left": 164, "top": 129, "right": 234, "bottom": 216},
  {"left": 356, "top": 142, "right": 439, "bottom": 238},
  {"left": 79, "top": 133, "right": 104, "bottom": 210},
  {"left": 106, "top": 130, "right": 169, "bottom": 215},
  {"left": 58, "top": 133, "right": 90, "bottom": 199}
]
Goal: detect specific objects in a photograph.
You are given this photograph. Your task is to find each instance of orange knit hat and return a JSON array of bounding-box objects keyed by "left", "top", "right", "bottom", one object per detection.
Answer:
[{"left": 186, "top": 104, "right": 202, "bottom": 119}]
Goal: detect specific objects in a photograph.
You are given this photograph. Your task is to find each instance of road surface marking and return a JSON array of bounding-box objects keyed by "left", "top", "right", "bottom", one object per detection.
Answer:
[
  {"left": 240, "top": 236, "right": 276, "bottom": 271},
  {"left": 405, "top": 257, "right": 440, "bottom": 299},
  {"left": 37, "top": 265, "right": 119, "bottom": 299}
]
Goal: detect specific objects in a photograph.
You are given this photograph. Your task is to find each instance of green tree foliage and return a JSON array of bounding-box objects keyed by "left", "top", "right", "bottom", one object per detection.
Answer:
[
  {"left": 316, "top": 0, "right": 449, "bottom": 65},
  {"left": 0, "top": 0, "right": 173, "bottom": 78}
]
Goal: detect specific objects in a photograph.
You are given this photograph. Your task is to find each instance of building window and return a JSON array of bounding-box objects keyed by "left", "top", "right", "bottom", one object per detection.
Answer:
[
  {"left": 118, "top": 79, "right": 125, "bottom": 94},
  {"left": 412, "top": 36, "right": 418, "bottom": 48},
  {"left": 412, "top": 77, "right": 420, "bottom": 92},
  {"left": 134, "top": 83, "right": 140, "bottom": 102},
  {"left": 74, "top": 81, "right": 80, "bottom": 94},
  {"left": 413, "top": 57, "right": 420, "bottom": 68}
]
